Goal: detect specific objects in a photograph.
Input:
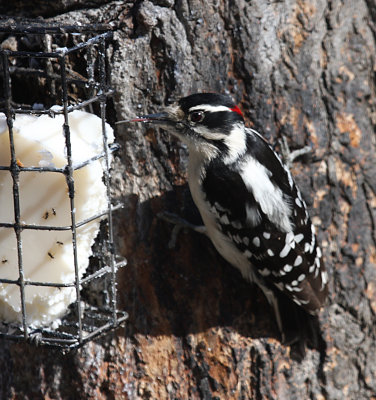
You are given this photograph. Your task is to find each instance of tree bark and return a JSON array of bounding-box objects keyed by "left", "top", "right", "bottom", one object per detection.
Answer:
[{"left": 1, "top": 0, "right": 376, "bottom": 399}]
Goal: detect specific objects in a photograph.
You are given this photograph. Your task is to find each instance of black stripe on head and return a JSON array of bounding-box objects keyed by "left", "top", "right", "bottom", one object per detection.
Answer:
[
  {"left": 200, "top": 110, "right": 242, "bottom": 131},
  {"left": 179, "top": 93, "right": 237, "bottom": 111},
  {"left": 178, "top": 93, "right": 244, "bottom": 127}
]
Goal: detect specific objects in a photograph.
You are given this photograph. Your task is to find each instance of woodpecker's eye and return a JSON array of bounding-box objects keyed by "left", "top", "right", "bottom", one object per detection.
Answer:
[{"left": 189, "top": 111, "right": 205, "bottom": 123}]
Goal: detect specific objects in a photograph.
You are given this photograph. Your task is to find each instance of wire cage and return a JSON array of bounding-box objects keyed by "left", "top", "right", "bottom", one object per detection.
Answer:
[{"left": 0, "top": 19, "right": 128, "bottom": 350}]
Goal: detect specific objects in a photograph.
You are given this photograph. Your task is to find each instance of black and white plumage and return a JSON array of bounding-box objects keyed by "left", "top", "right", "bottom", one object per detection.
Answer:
[{"left": 129, "top": 92, "right": 328, "bottom": 337}]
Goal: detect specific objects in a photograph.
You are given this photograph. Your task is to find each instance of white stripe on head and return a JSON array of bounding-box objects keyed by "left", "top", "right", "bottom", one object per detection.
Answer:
[{"left": 189, "top": 105, "right": 232, "bottom": 113}]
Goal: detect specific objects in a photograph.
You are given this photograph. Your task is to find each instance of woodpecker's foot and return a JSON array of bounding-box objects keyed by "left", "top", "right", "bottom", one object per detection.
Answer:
[
  {"left": 279, "top": 136, "right": 312, "bottom": 169},
  {"left": 157, "top": 211, "right": 207, "bottom": 248}
]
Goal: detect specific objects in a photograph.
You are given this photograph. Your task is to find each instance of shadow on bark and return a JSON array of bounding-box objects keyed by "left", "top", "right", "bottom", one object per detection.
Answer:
[{"left": 116, "top": 186, "right": 326, "bottom": 361}]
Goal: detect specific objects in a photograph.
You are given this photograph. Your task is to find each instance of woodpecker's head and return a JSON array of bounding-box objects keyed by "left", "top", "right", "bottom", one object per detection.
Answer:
[{"left": 130, "top": 93, "right": 247, "bottom": 162}]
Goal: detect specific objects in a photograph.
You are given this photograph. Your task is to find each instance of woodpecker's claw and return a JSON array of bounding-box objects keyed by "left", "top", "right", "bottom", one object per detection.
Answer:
[
  {"left": 279, "top": 136, "right": 312, "bottom": 169},
  {"left": 157, "top": 212, "right": 207, "bottom": 249}
]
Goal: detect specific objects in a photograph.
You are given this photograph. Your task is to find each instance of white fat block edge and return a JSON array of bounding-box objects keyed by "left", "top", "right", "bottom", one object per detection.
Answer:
[{"left": 0, "top": 110, "right": 114, "bottom": 327}]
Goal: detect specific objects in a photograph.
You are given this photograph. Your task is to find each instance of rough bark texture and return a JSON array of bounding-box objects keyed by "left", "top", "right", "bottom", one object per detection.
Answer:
[{"left": 1, "top": 0, "right": 376, "bottom": 399}]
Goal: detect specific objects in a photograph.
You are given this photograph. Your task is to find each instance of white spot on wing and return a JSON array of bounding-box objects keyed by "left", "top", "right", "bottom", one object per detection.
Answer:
[
  {"left": 263, "top": 232, "right": 271, "bottom": 239},
  {"left": 267, "top": 249, "right": 274, "bottom": 257},
  {"left": 297, "top": 273, "right": 305, "bottom": 281},
  {"left": 280, "top": 244, "right": 291, "bottom": 258},
  {"left": 252, "top": 236, "right": 261, "bottom": 247},
  {"left": 285, "top": 284, "right": 294, "bottom": 292},
  {"left": 294, "top": 255, "right": 303, "bottom": 266},
  {"left": 283, "top": 264, "right": 293, "bottom": 272},
  {"left": 285, "top": 231, "right": 295, "bottom": 245}
]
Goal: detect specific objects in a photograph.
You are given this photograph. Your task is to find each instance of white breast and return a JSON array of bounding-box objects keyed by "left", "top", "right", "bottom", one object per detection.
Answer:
[{"left": 187, "top": 152, "right": 255, "bottom": 282}]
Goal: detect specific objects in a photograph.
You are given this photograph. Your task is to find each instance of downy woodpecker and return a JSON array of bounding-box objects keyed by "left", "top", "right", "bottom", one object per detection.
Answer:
[{"left": 127, "top": 92, "right": 328, "bottom": 339}]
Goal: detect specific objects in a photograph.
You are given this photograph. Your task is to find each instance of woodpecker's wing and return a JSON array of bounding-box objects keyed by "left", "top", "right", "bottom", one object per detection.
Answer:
[{"left": 202, "top": 136, "right": 328, "bottom": 314}]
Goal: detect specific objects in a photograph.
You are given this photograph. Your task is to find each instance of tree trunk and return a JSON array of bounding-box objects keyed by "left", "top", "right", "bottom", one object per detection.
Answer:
[{"left": 1, "top": 0, "right": 376, "bottom": 399}]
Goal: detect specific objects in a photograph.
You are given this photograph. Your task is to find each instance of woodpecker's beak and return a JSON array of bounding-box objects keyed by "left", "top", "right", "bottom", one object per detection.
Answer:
[
  {"left": 116, "top": 105, "right": 184, "bottom": 128},
  {"left": 116, "top": 112, "right": 171, "bottom": 125},
  {"left": 128, "top": 112, "right": 171, "bottom": 123}
]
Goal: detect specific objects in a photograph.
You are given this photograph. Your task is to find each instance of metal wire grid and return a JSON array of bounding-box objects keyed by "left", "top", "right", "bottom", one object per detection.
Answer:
[{"left": 0, "top": 23, "right": 128, "bottom": 349}]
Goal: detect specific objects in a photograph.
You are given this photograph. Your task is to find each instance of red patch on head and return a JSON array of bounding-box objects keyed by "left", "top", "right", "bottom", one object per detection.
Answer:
[{"left": 230, "top": 105, "right": 243, "bottom": 117}]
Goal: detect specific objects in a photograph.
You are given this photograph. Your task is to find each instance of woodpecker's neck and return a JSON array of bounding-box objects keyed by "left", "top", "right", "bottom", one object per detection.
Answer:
[
  {"left": 221, "top": 123, "right": 247, "bottom": 164},
  {"left": 188, "top": 139, "right": 219, "bottom": 164},
  {"left": 186, "top": 122, "right": 248, "bottom": 166},
  {"left": 188, "top": 150, "right": 212, "bottom": 185}
]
